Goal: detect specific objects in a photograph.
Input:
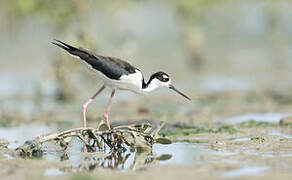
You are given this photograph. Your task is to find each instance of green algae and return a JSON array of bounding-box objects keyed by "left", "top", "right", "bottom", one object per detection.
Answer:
[
  {"left": 237, "top": 120, "right": 278, "bottom": 128},
  {"left": 160, "top": 125, "right": 238, "bottom": 137}
]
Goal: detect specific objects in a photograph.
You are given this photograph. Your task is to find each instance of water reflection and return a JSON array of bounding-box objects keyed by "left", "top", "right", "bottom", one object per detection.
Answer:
[
  {"left": 77, "top": 151, "right": 171, "bottom": 171},
  {"left": 42, "top": 140, "right": 213, "bottom": 172},
  {"left": 0, "top": 125, "right": 225, "bottom": 173},
  {"left": 44, "top": 140, "right": 172, "bottom": 172},
  {"left": 0, "top": 125, "right": 211, "bottom": 172}
]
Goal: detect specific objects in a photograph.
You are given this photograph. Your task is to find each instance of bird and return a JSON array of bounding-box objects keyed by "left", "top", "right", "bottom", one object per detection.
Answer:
[{"left": 52, "top": 39, "right": 191, "bottom": 130}]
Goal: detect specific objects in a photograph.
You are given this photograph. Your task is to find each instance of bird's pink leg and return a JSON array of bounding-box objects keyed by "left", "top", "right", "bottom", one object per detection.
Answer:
[
  {"left": 82, "top": 85, "right": 105, "bottom": 128},
  {"left": 103, "top": 89, "right": 115, "bottom": 130}
]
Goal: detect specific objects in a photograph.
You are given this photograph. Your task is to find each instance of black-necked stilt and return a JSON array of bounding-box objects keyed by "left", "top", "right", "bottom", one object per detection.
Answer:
[{"left": 52, "top": 40, "right": 191, "bottom": 130}]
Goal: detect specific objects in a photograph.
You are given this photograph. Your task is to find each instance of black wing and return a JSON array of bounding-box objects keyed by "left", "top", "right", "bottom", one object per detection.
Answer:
[{"left": 52, "top": 39, "right": 136, "bottom": 80}]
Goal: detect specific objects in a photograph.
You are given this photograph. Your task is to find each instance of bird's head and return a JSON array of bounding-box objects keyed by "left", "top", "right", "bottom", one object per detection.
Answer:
[{"left": 148, "top": 72, "right": 191, "bottom": 101}]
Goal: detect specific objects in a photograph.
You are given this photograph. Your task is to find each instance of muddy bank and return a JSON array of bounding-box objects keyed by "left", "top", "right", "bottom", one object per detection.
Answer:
[
  {"left": 0, "top": 107, "right": 291, "bottom": 180},
  {"left": 1, "top": 90, "right": 292, "bottom": 180}
]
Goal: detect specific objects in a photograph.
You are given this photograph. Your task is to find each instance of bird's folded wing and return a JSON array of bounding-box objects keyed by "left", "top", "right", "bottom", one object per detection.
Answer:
[{"left": 52, "top": 40, "right": 136, "bottom": 80}]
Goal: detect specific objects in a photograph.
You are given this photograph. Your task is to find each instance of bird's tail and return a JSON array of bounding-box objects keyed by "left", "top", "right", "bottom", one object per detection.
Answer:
[{"left": 52, "top": 39, "right": 93, "bottom": 60}]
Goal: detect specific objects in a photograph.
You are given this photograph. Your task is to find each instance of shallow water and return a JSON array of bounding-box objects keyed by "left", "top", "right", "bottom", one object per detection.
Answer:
[
  {"left": 0, "top": 124, "right": 230, "bottom": 173},
  {"left": 43, "top": 141, "right": 212, "bottom": 171},
  {"left": 227, "top": 113, "right": 292, "bottom": 124},
  {"left": 44, "top": 169, "right": 66, "bottom": 176},
  {"left": 0, "top": 125, "right": 54, "bottom": 149},
  {"left": 0, "top": 125, "right": 212, "bottom": 170},
  {"left": 230, "top": 137, "right": 251, "bottom": 142},
  {"left": 269, "top": 131, "right": 292, "bottom": 139}
]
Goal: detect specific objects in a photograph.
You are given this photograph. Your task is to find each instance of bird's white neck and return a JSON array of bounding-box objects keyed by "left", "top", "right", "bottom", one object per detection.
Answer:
[{"left": 141, "top": 80, "right": 159, "bottom": 93}]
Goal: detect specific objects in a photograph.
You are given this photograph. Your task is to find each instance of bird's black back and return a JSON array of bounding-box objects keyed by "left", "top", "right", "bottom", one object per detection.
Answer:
[{"left": 52, "top": 40, "right": 136, "bottom": 80}]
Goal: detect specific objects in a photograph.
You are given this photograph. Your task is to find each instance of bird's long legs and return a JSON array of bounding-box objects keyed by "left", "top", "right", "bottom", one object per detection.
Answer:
[
  {"left": 82, "top": 85, "right": 105, "bottom": 128},
  {"left": 103, "top": 89, "right": 115, "bottom": 130}
]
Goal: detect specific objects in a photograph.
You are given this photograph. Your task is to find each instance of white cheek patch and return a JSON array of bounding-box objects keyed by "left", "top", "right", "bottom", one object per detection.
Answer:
[{"left": 162, "top": 75, "right": 168, "bottom": 79}]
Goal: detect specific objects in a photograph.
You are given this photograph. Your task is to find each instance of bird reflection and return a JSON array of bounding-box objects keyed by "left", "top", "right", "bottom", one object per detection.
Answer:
[{"left": 58, "top": 149, "right": 172, "bottom": 171}]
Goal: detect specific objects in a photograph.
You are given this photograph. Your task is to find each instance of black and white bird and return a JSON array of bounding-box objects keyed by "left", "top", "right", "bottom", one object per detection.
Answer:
[{"left": 52, "top": 40, "right": 191, "bottom": 130}]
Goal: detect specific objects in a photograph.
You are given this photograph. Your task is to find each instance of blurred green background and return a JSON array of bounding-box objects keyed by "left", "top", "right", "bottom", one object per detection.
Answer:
[{"left": 0, "top": 0, "right": 292, "bottom": 126}]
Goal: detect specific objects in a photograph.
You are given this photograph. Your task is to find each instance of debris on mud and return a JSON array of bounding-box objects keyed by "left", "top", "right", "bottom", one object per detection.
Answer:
[
  {"left": 15, "top": 121, "right": 171, "bottom": 158},
  {"left": 0, "top": 139, "right": 9, "bottom": 149}
]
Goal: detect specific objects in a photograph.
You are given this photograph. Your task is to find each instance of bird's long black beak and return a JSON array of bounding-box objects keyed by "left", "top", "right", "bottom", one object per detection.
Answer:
[{"left": 169, "top": 85, "right": 191, "bottom": 101}]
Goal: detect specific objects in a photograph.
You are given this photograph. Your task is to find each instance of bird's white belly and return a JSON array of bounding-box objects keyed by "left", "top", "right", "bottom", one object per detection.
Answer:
[{"left": 89, "top": 68, "right": 144, "bottom": 94}]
